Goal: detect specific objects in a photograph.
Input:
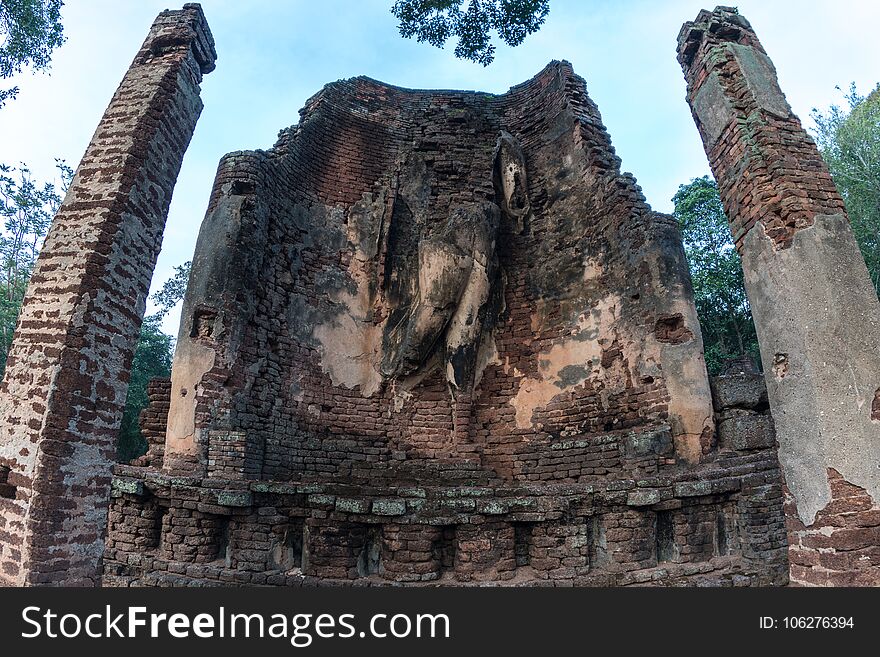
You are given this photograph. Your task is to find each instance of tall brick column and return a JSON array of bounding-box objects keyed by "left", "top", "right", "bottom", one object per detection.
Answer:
[
  {"left": 0, "top": 4, "right": 216, "bottom": 585},
  {"left": 678, "top": 6, "right": 880, "bottom": 585}
]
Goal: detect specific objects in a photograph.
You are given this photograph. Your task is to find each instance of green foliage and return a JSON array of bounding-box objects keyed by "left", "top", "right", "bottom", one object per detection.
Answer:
[
  {"left": 391, "top": 0, "right": 549, "bottom": 65},
  {"left": 673, "top": 176, "right": 760, "bottom": 375},
  {"left": 150, "top": 260, "right": 191, "bottom": 319},
  {"left": 0, "top": 159, "right": 71, "bottom": 371},
  {"left": 117, "top": 261, "right": 192, "bottom": 462},
  {"left": 0, "top": 0, "right": 66, "bottom": 107},
  {"left": 117, "top": 315, "right": 173, "bottom": 462},
  {"left": 811, "top": 83, "right": 880, "bottom": 296}
]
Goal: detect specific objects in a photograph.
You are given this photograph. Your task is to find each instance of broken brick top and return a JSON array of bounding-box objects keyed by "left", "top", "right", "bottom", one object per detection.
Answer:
[
  {"left": 145, "top": 2, "right": 217, "bottom": 75},
  {"left": 162, "top": 60, "right": 714, "bottom": 485},
  {"left": 677, "top": 6, "right": 764, "bottom": 67},
  {"left": 677, "top": 6, "right": 845, "bottom": 251}
]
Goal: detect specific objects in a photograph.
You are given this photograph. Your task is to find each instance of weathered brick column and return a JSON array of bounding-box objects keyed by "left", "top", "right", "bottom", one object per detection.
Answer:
[
  {"left": 678, "top": 6, "right": 880, "bottom": 585},
  {"left": 0, "top": 4, "right": 216, "bottom": 585}
]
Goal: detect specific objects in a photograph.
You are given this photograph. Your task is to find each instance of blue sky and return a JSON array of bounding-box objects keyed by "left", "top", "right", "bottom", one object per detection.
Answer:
[{"left": 1, "top": 0, "right": 878, "bottom": 334}]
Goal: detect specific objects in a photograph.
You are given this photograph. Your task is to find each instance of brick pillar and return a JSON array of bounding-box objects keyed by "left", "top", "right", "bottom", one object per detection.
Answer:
[
  {"left": 0, "top": 4, "right": 216, "bottom": 586},
  {"left": 678, "top": 6, "right": 880, "bottom": 585},
  {"left": 131, "top": 377, "right": 172, "bottom": 467}
]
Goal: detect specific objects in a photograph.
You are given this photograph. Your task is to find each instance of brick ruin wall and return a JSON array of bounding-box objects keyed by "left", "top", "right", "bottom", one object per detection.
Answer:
[
  {"left": 105, "top": 365, "right": 785, "bottom": 586},
  {"left": 8, "top": 4, "right": 874, "bottom": 588},
  {"left": 130, "top": 378, "right": 172, "bottom": 469},
  {"left": 678, "top": 6, "right": 880, "bottom": 586},
  {"left": 0, "top": 4, "right": 216, "bottom": 585},
  {"left": 102, "top": 60, "right": 789, "bottom": 587}
]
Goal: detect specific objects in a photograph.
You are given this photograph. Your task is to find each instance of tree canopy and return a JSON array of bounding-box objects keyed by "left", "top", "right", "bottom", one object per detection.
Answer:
[
  {"left": 391, "top": 0, "right": 549, "bottom": 65},
  {"left": 673, "top": 176, "right": 759, "bottom": 375},
  {"left": 811, "top": 84, "right": 880, "bottom": 296},
  {"left": 0, "top": 0, "right": 65, "bottom": 107},
  {"left": 117, "top": 316, "right": 173, "bottom": 462},
  {"left": 0, "top": 159, "right": 71, "bottom": 370},
  {"left": 116, "top": 261, "right": 191, "bottom": 460},
  {"left": 150, "top": 260, "right": 191, "bottom": 320}
]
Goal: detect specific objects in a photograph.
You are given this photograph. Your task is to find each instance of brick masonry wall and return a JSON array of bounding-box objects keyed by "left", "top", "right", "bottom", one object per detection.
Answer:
[
  {"left": 130, "top": 378, "right": 172, "bottom": 468},
  {"left": 104, "top": 369, "right": 789, "bottom": 587},
  {"left": 103, "top": 59, "right": 788, "bottom": 586},
  {"left": 0, "top": 4, "right": 216, "bottom": 585},
  {"left": 162, "top": 61, "right": 716, "bottom": 485},
  {"left": 785, "top": 471, "right": 880, "bottom": 586},
  {"left": 678, "top": 6, "right": 880, "bottom": 586},
  {"left": 676, "top": 8, "right": 844, "bottom": 253}
]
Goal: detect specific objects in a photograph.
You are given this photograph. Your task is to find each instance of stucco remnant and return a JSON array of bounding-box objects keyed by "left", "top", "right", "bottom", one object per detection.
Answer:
[{"left": 742, "top": 215, "right": 880, "bottom": 524}]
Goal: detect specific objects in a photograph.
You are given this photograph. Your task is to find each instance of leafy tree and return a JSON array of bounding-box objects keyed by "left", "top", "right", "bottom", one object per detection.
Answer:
[
  {"left": 0, "top": 0, "right": 69, "bottom": 367},
  {"left": 150, "top": 260, "right": 191, "bottom": 319},
  {"left": 117, "top": 315, "right": 173, "bottom": 462},
  {"left": 117, "top": 261, "right": 191, "bottom": 461},
  {"left": 1, "top": 0, "right": 66, "bottom": 107},
  {"left": 673, "top": 176, "right": 759, "bottom": 375},
  {"left": 0, "top": 159, "right": 71, "bottom": 371},
  {"left": 811, "top": 83, "right": 880, "bottom": 296},
  {"left": 391, "top": 0, "right": 549, "bottom": 65}
]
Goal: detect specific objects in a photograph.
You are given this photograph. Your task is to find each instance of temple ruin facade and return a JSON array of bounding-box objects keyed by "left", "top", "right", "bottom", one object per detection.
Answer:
[{"left": 0, "top": 5, "right": 876, "bottom": 587}]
